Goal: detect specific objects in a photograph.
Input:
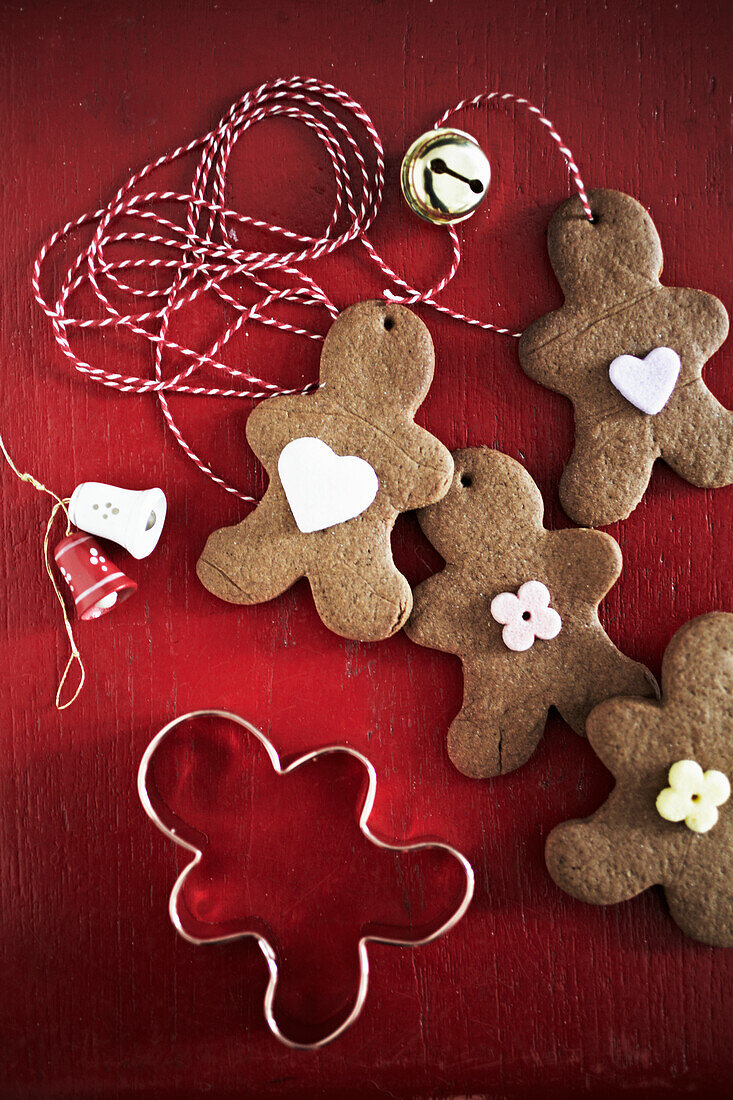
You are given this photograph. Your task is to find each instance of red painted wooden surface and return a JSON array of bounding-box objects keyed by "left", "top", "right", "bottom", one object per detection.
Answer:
[{"left": 1, "top": 0, "right": 731, "bottom": 1095}]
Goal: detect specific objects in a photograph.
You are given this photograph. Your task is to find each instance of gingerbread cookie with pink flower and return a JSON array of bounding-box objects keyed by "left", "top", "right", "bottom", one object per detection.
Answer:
[
  {"left": 546, "top": 612, "right": 733, "bottom": 947},
  {"left": 405, "top": 448, "right": 656, "bottom": 778}
]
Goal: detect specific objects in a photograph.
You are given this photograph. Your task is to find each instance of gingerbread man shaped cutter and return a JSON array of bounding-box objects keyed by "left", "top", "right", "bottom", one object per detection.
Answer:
[{"left": 138, "top": 709, "right": 475, "bottom": 1049}]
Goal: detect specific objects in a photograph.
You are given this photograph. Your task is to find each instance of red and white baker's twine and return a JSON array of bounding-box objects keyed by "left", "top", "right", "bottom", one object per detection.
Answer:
[{"left": 33, "top": 77, "right": 592, "bottom": 502}]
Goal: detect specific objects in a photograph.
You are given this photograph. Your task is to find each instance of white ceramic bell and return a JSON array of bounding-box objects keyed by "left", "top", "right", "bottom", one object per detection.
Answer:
[{"left": 68, "top": 482, "right": 167, "bottom": 560}]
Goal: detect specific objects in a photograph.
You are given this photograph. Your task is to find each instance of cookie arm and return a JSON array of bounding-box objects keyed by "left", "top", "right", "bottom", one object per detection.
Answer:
[
  {"left": 667, "top": 288, "right": 729, "bottom": 362},
  {"left": 404, "top": 570, "right": 477, "bottom": 654},
  {"left": 397, "top": 425, "right": 454, "bottom": 510},
  {"left": 245, "top": 394, "right": 309, "bottom": 467},
  {"left": 518, "top": 310, "right": 577, "bottom": 397},
  {"left": 545, "top": 529, "right": 622, "bottom": 601},
  {"left": 545, "top": 785, "right": 667, "bottom": 905},
  {"left": 554, "top": 626, "right": 656, "bottom": 736},
  {"left": 364, "top": 421, "right": 452, "bottom": 512},
  {"left": 317, "top": 398, "right": 452, "bottom": 510}
]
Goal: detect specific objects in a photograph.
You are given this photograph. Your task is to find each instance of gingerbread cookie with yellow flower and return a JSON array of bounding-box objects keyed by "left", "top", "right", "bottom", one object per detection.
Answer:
[{"left": 546, "top": 612, "right": 733, "bottom": 947}]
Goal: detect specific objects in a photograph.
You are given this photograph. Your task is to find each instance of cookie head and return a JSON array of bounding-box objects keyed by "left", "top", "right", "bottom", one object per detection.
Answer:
[
  {"left": 416, "top": 448, "right": 544, "bottom": 563},
  {"left": 661, "top": 611, "right": 733, "bottom": 715},
  {"left": 548, "top": 189, "right": 663, "bottom": 299},
  {"left": 319, "top": 300, "right": 435, "bottom": 408}
]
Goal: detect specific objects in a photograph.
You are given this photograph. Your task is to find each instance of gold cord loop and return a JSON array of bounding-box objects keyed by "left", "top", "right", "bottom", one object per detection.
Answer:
[{"left": 0, "top": 433, "right": 85, "bottom": 709}]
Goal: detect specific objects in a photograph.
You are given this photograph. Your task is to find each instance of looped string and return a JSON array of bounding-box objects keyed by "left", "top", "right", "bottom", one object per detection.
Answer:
[
  {"left": 33, "top": 77, "right": 592, "bottom": 503},
  {"left": 381, "top": 92, "right": 594, "bottom": 324},
  {"left": 434, "top": 91, "right": 594, "bottom": 220},
  {"left": 0, "top": 433, "right": 71, "bottom": 521},
  {"left": 0, "top": 433, "right": 85, "bottom": 710}
]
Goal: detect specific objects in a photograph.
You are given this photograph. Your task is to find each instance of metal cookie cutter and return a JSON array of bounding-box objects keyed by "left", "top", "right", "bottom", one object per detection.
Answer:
[{"left": 138, "top": 709, "right": 475, "bottom": 1050}]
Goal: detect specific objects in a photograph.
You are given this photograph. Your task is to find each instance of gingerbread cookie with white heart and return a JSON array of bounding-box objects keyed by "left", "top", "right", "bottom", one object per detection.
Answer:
[
  {"left": 546, "top": 612, "right": 733, "bottom": 947},
  {"left": 404, "top": 447, "right": 656, "bottom": 778},
  {"left": 518, "top": 189, "right": 732, "bottom": 527},
  {"left": 197, "top": 301, "right": 454, "bottom": 641}
]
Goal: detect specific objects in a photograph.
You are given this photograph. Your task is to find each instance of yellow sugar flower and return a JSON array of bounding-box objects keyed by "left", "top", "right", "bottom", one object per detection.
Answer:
[{"left": 656, "top": 760, "right": 730, "bottom": 834}]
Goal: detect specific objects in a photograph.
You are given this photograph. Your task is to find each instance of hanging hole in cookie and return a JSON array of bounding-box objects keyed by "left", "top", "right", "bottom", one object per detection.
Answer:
[
  {"left": 383, "top": 316, "right": 395, "bottom": 331},
  {"left": 460, "top": 473, "right": 472, "bottom": 488},
  {"left": 522, "top": 611, "right": 531, "bottom": 621},
  {"left": 589, "top": 213, "right": 600, "bottom": 225}
]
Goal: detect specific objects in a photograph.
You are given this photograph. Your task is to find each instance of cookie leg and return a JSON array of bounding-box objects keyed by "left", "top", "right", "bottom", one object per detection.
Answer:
[
  {"left": 308, "top": 555, "right": 412, "bottom": 642},
  {"left": 446, "top": 667, "right": 549, "bottom": 778},
  {"left": 545, "top": 793, "right": 665, "bottom": 905},
  {"left": 555, "top": 633, "right": 657, "bottom": 737},
  {"left": 197, "top": 494, "right": 303, "bottom": 605},
  {"left": 559, "top": 417, "right": 656, "bottom": 527},
  {"left": 665, "top": 868, "right": 733, "bottom": 948},
  {"left": 660, "top": 381, "right": 733, "bottom": 488}
]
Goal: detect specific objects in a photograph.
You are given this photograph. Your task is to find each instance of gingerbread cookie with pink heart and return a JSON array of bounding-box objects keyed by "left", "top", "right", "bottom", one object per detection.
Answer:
[
  {"left": 197, "top": 301, "right": 454, "bottom": 641},
  {"left": 546, "top": 612, "right": 733, "bottom": 947},
  {"left": 405, "top": 447, "right": 656, "bottom": 778},
  {"left": 519, "top": 189, "right": 732, "bottom": 527}
]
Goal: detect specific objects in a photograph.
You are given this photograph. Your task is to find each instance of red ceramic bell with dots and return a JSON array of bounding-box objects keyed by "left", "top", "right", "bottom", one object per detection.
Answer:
[{"left": 54, "top": 533, "right": 137, "bottom": 620}]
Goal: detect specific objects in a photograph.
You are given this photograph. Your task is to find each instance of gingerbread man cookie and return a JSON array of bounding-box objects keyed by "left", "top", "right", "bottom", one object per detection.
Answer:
[
  {"left": 405, "top": 448, "right": 655, "bottom": 778},
  {"left": 519, "top": 189, "right": 731, "bottom": 527},
  {"left": 546, "top": 613, "right": 733, "bottom": 947},
  {"left": 197, "top": 301, "right": 454, "bottom": 641}
]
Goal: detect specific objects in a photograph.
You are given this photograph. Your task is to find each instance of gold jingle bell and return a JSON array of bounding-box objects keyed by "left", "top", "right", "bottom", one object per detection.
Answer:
[{"left": 401, "top": 128, "right": 491, "bottom": 225}]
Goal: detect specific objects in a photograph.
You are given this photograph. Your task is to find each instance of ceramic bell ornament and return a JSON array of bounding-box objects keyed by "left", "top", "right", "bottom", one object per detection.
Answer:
[
  {"left": 54, "top": 482, "right": 167, "bottom": 621},
  {"left": 68, "top": 482, "right": 167, "bottom": 559},
  {"left": 54, "top": 533, "right": 137, "bottom": 620}
]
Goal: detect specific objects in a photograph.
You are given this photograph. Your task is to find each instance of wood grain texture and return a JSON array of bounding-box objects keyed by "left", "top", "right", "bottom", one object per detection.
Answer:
[{"left": 0, "top": 0, "right": 730, "bottom": 1095}]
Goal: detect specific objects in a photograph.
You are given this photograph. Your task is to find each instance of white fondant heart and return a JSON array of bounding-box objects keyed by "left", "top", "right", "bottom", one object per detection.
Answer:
[
  {"left": 608, "top": 346, "right": 681, "bottom": 415},
  {"left": 278, "top": 437, "right": 379, "bottom": 534}
]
